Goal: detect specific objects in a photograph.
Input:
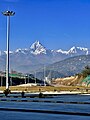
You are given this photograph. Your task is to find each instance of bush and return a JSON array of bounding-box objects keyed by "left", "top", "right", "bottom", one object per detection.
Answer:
[{"left": 3, "top": 89, "right": 11, "bottom": 97}]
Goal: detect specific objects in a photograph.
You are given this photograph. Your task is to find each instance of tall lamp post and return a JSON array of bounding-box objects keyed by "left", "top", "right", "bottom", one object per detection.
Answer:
[{"left": 2, "top": 11, "right": 15, "bottom": 89}]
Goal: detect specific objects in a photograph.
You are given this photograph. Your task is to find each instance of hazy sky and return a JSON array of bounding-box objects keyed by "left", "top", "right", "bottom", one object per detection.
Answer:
[{"left": 0, "top": 0, "right": 90, "bottom": 51}]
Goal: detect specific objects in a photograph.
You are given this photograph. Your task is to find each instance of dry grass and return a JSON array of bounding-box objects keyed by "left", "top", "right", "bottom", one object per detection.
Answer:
[
  {"left": 52, "top": 75, "right": 83, "bottom": 86},
  {"left": 0, "top": 86, "right": 89, "bottom": 93}
]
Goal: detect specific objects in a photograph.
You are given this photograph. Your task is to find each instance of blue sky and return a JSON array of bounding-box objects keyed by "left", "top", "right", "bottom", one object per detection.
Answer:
[{"left": 0, "top": 0, "right": 90, "bottom": 51}]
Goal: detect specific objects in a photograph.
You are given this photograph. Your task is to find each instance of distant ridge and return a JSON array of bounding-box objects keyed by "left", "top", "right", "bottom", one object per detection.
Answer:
[{"left": 36, "top": 55, "right": 90, "bottom": 79}]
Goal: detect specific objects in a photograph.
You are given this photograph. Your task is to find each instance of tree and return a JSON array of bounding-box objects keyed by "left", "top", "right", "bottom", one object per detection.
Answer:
[{"left": 82, "top": 65, "right": 90, "bottom": 77}]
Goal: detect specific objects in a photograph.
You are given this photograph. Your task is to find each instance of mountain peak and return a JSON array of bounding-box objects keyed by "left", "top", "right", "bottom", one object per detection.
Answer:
[
  {"left": 30, "top": 40, "right": 46, "bottom": 55},
  {"left": 68, "top": 46, "right": 77, "bottom": 54},
  {"left": 30, "top": 40, "right": 41, "bottom": 49},
  {"left": 67, "top": 46, "right": 89, "bottom": 55}
]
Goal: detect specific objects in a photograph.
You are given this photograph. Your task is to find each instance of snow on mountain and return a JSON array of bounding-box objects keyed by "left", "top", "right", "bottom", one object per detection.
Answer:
[
  {"left": 77, "top": 47, "right": 88, "bottom": 51},
  {"left": 54, "top": 46, "right": 90, "bottom": 55},
  {"left": 15, "top": 48, "right": 22, "bottom": 53},
  {"left": 15, "top": 48, "right": 28, "bottom": 54},
  {"left": 68, "top": 46, "right": 77, "bottom": 54},
  {"left": 30, "top": 40, "right": 47, "bottom": 55},
  {"left": 54, "top": 49, "right": 68, "bottom": 54},
  {"left": 77, "top": 47, "right": 89, "bottom": 55},
  {"left": 4, "top": 51, "right": 13, "bottom": 54},
  {"left": 0, "top": 41, "right": 89, "bottom": 56},
  {"left": 67, "top": 46, "right": 89, "bottom": 55}
]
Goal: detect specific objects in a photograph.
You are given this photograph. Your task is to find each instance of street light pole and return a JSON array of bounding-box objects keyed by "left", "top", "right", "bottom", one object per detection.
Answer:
[
  {"left": 2, "top": 11, "right": 15, "bottom": 89},
  {"left": 6, "top": 14, "right": 10, "bottom": 89}
]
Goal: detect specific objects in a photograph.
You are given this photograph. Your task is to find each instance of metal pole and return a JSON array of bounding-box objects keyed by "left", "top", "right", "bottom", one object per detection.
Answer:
[
  {"left": 6, "top": 15, "right": 10, "bottom": 89},
  {"left": 35, "top": 72, "right": 36, "bottom": 84},
  {"left": 10, "top": 77, "right": 12, "bottom": 86},
  {"left": 2, "top": 11, "right": 15, "bottom": 90},
  {"left": 44, "top": 65, "right": 46, "bottom": 86},
  {"left": 28, "top": 75, "right": 29, "bottom": 83},
  {"left": 25, "top": 76, "right": 26, "bottom": 84}
]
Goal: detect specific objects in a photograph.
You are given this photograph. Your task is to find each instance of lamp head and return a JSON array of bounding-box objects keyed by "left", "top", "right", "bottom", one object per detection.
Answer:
[{"left": 2, "top": 11, "right": 15, "bottom": 16}]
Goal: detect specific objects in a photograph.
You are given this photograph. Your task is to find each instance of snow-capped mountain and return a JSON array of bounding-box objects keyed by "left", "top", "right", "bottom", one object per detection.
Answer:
[
  {"left": 54, "top": 46, "right": 90, "bottom": 55},
  {"left": 0, "top": 40, "right": 90, "bottom": 73},
  {"left": 13, "top": 41, "right": 90, "bottom": 56},
  {"left": 30, "top": 40, "right": 47, "bottom": 55},
  {"left": 67, "top": 46, "right": 89, "bottom": 55}
]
